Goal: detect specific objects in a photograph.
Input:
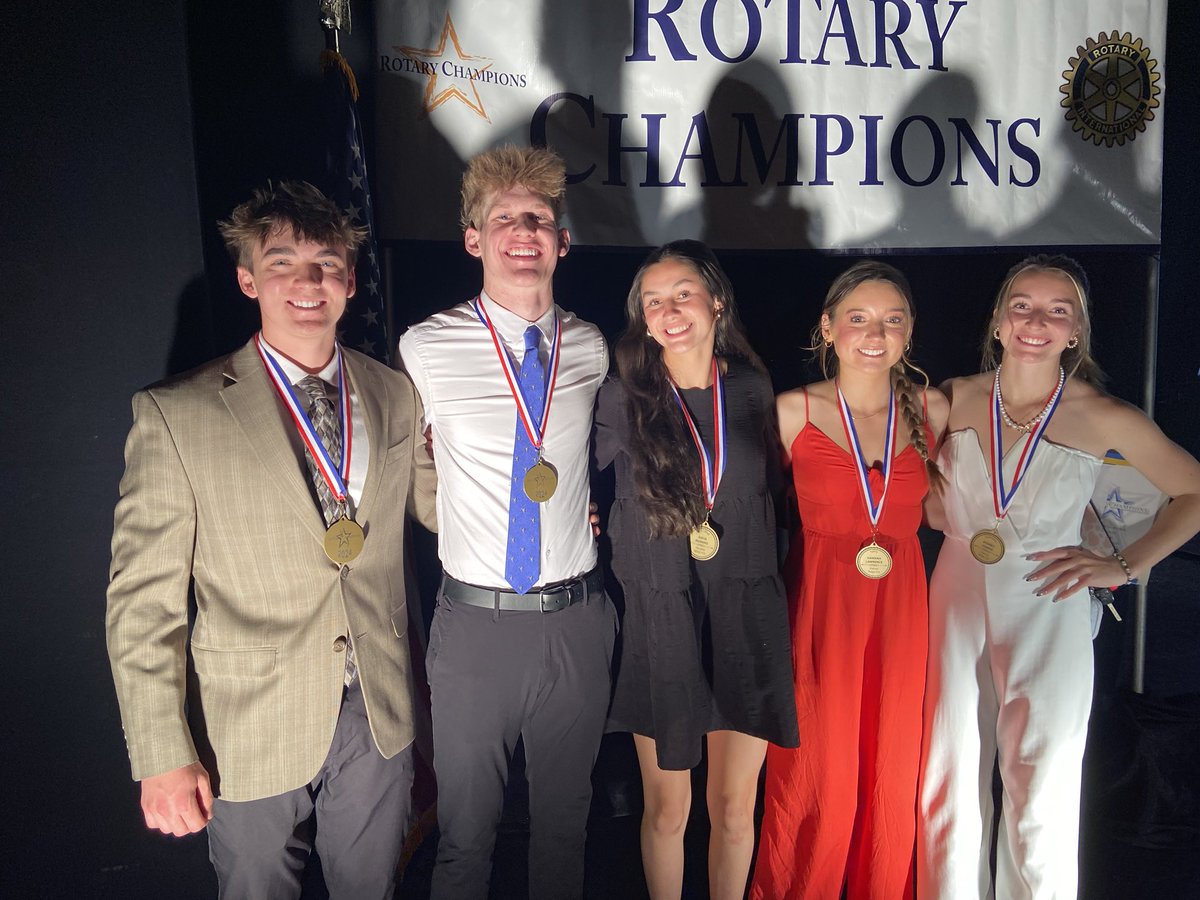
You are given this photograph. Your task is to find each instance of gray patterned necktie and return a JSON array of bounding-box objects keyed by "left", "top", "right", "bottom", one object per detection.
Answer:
[
  {"left": 297, "top": 376, "right": 343, "bottom": 526},
  {"left": 296, "top": 375, "right": 356, "bottom": 686}
]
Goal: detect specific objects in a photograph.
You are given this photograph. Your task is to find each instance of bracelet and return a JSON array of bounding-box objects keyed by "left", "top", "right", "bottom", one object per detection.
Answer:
[{"left": 1113, "top": 551, "right": 1139, "bottom": 586}]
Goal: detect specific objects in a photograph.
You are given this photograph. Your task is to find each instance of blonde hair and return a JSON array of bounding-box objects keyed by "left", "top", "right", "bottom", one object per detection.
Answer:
[
  {"left": 218, "top": 181, "right": 366, "bottom": 268},
  {"left": 981, "top": 254, "right": 1104, "bottom": 383},
  {"left": 813, "top": 261, "right": 944, "bottom": 493},
  {"left": 459, "top": 145, "right": 567, "bottom": 232}
]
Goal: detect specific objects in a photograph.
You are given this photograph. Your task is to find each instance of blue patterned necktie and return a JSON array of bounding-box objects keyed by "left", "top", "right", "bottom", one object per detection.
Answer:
[{"left": 504, "top": 325, "right": 545, "bottom": 594}]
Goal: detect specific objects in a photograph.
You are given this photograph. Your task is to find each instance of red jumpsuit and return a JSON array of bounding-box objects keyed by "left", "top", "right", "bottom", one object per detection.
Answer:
[{"left": 751, "top": 405, "right": 931, "bottom": 900}]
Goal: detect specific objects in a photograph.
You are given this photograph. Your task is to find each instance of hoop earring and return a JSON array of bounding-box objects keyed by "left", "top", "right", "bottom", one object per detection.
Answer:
[
  {"left": 905, "top": 340, "right": 912, "bottom": 353},
  {"left": 993, "top": 327, "right": 1001, "bottom": 340},
  {"left": 824, "top": 339, "right": 833, "bottom": 348},
  {"left": 1067, "top": 336, "right": 1079, "bottom": 349}
]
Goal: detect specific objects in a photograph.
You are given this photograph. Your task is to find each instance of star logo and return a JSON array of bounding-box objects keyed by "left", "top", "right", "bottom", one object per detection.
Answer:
[{"left": 398, "top": 13, "right": 494, "bottom": 121}]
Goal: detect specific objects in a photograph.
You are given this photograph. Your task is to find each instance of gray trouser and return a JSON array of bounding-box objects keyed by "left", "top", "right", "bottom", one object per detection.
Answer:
[
  {"left": 206, "top": 678, "right": 415, "bottom": 900},
  {"left": 427, "top": 588, "right": 617, "bottom": 900}
]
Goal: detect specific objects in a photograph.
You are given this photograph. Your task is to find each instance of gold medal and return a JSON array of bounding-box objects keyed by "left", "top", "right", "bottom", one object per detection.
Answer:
[
  {"left": 970, "top": 528, "right": 1005, "bottom": 565},
  {"left": 324, "top": 516, "right": 365, "bottom": 564},
  {"left": 855, "top": 540, "right": 893, "bottom": 579},
  {"left": 523, "top": 459, "right": 558, "bottom": 503},
  {"left": 689, "top": 520, "right": 720, "bottom": 560}
]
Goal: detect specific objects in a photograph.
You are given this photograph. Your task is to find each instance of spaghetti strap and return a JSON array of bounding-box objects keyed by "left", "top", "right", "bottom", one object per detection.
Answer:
[
  {"left": 802, "top": 385, "right": 810, "bottom": 421},
  {"left": 921, "top": 387, "right": 929, "bottom": 421}
]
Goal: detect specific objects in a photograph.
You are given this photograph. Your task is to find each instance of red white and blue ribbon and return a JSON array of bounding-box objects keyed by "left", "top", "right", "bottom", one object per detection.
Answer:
[
  {"left": 988, "top": 369, "right": 1065, "bottom": 520},
  {"left": 255, "top": 334, "right": 352, "bottom": 505},
  {"left": 836, "top": 382, "right": 896, "bottom": 532},
  {"left": 670, "top": 357, "right": 726, "bottom": 513},
  {"left": 473, "top": 296, "right": 561, "bottom": 450}
]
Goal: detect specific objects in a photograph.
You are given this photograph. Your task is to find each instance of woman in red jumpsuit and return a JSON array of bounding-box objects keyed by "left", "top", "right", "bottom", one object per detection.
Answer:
[{"left": 751, "top": 261, "right": 947, "bottom": 899}]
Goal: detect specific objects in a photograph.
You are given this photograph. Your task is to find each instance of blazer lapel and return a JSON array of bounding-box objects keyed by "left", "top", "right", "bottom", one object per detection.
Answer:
[
  {"left": 344, "top": 352, "right": 389, "bottom": 526},
  {"left": 220, "top": 340, "right": 327, "bottom": 544}
]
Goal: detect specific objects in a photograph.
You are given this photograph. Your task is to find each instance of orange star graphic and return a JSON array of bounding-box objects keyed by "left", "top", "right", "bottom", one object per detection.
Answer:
[{"left": 399, "top": 13, "right": 494, "bottom": 122}]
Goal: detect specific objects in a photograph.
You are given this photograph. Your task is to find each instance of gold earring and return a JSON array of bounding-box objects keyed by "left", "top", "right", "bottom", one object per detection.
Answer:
[{"left": 1067, "top": 335, "right": 1079, "bottom": 349}]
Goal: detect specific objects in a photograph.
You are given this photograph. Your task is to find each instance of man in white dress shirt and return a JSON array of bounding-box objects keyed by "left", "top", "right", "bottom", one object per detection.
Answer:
[{"left": 398, "top": 146, "right": 616, "bottom": 900}]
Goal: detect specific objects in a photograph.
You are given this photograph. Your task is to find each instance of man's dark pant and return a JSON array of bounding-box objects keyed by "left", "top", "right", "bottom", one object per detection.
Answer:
[
  {"left": 206, "top": 678, "right": 415, "bottom": 900},
  {"left": 427, "top": 587, "right": 617, "bottom": 900}
]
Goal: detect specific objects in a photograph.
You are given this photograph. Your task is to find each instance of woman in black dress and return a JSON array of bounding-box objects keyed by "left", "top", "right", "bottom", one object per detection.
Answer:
[{"left": 595, "top": 240, "right": 798, "bottom": 899}]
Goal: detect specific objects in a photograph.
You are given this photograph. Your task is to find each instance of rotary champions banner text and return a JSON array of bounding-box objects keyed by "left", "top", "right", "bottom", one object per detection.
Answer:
[{"left": 374, "top": 0, "right": 1165, "bottom": 251}]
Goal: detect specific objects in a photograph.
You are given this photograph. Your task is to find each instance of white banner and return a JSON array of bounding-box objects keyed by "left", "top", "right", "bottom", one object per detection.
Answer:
[{"left": 374, "top": 0, "right": 1166, "bottom": 250}]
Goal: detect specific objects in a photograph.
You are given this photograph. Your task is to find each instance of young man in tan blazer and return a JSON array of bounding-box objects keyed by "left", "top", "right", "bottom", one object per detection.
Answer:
[{"left": 106, "top": 182, "right": 436, "bottom": 899}]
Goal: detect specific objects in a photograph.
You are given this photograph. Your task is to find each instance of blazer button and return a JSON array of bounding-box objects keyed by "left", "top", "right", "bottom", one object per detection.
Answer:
[{"left": 332, "top": 636, "right": 348, "bottom": 653}]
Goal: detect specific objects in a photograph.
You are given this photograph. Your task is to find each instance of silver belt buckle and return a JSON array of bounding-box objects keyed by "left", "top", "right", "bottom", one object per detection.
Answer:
[{"left": 539, "top": 587, "right": 566, "bottom": 613}]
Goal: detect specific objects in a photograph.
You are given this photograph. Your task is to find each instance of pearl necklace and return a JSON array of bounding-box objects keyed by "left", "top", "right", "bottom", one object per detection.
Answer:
[{"left": 994, "top": 364, "right": 1065, "bottom": 434}]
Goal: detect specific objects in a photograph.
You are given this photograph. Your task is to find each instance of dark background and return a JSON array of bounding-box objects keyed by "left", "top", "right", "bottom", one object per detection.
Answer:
[{"left": 2, "top": 2, "right": 1195, "bottom": 897}]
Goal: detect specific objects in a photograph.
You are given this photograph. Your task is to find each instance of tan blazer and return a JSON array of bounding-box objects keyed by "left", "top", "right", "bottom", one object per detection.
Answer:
[{"left": 106, "top": 340, "right": 437, "bottom": 802}]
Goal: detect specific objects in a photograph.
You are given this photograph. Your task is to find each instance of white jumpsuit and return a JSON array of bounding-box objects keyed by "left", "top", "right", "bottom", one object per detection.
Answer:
[{"left": 918, "top": 429, "right": 1102, "bottom": 900}]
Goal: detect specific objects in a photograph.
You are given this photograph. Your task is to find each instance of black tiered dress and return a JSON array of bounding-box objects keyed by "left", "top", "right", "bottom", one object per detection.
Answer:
[{"left": 595, "top": 360, "right": 799, "bottom": 770}]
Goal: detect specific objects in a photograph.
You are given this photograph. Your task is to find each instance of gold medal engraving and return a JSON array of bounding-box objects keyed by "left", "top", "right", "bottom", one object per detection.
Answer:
[
  {"left": 970, "top": 529, "right": 1005, "bottom": 565},
  {"left": 855, "top": 541, "right": 893, "bottom": 579},
  {"left": 324, "top": 517, "right": 365, "bottom": 564},
  {"left": 689, "top": 521, "right": 720, "bottom": 560},
  {"left": 523, "top": 459, "right": 558, "bottom": 503}
]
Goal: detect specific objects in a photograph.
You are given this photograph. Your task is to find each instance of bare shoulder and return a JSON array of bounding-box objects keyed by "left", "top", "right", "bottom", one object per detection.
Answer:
[
  {"left": 939, "top": 372, "right": 989, "bottom": 406},
  {"left": 923, "top": 385, "right": 951, "bottom": 434}
]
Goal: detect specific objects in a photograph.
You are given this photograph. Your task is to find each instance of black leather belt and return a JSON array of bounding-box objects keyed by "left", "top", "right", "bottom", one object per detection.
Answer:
[{"left": 440, "top": 568, "right": 603, "bottom": 613}]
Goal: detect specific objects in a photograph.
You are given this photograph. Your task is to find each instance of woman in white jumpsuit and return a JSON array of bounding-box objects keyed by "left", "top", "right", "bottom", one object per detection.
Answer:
[{"left": 917, "top": 255, "right": 1200, "bottom": 899}]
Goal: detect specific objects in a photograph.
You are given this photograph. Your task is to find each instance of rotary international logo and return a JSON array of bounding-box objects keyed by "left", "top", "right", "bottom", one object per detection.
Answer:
[{"left": 1059, "top": 31, "right": 1160, "bottom": 148}]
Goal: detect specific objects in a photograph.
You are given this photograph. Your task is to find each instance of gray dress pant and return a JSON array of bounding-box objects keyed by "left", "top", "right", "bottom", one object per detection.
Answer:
[
  {"left": 206, "top": 677, "right": 415, "bottom": 900},
  {"left": 427, "top": 588, "right": 617, "bottom": 900}
]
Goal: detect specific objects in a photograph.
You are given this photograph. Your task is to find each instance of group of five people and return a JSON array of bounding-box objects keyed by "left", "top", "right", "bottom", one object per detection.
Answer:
[{"left": 107, "top": 144, "right": 1200, "bottom": 899}]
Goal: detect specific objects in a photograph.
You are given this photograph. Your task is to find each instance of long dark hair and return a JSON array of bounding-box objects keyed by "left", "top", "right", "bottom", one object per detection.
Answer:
[
  {"left": 614, "top": 240, "right": 767, "bottom": 538},
  {"left": 814, "top": 260, "right": 944, "bottom": 494}
]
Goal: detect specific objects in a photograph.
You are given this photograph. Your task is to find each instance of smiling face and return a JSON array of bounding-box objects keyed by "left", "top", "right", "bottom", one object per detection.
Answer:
[
  {"left": 821, "top": 279, "right": 911, "bottom": 376},
  {"left": 640, "top": 258, "right": 724, "bottom": 361},
  {"left": 994, "top": 269, "right": 1081, "bottom": 364},
  {"left": 465, "top": 184, "right": 569, "bottom": 309},
  {"left": 236, "top": 225, "right": 355, "bottom": 355}
]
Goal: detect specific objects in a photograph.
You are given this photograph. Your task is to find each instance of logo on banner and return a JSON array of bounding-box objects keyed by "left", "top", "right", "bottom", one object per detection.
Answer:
[
  {"left": 1059, "top": 31, "right": 1160, "bottom": 147},
  {"left": 381, "top": 13, "right": 528, "bottom": 122}
]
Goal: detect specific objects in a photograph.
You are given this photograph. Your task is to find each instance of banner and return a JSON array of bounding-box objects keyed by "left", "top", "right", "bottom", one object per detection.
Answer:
[{"left": 374, "top": 0, "right": 1166, "bottom": 250}]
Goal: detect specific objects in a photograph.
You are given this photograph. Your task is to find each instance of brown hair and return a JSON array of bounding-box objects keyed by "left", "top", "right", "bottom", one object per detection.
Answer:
[
  {"left": 814, "top": 260, "right": 944, "bottom": 493},
  {"left": 981, "top": 253, "right": 1104, "bottom": 383},
  {"left": 460, "top": 145, "right": 567, "bottom": 232},
  {"left": 218, "top": 181, "right": 366, "bottom": 268},
  {"left": 615, "top": 240, "right": 768, "bottom": 538}
]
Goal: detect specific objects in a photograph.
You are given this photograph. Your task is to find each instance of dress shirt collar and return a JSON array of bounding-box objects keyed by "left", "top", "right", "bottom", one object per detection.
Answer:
[
  {"left": 478, "top": 290, "right": 556, "bottom": 347},
  {"left": 257, "top": 333, "right": 341, "bottom": 389}
]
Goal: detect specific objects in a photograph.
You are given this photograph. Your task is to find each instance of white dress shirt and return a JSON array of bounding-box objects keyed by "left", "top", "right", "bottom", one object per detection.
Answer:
[
  {"left": 398, "top": 291, "right": 607, "bottom": 588},
  {"left": 257, "top": 335, "right": 370, "bottom": 513}
]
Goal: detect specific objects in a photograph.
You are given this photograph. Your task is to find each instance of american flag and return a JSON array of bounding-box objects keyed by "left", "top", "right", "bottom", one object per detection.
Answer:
[{"left": 320, "top": 50, "right": 390, "bottom": 365}]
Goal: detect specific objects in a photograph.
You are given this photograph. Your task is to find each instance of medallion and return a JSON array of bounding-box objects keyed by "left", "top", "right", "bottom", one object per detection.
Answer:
[
  {"left": 855, "top": 541, "right": 893, "bottom": 579},
  {"left": 324, "top": 516, "right": 365, "bottom": 565},
  {"left": 689, "top": 521, "right": 720, "bottom": 561},
  {"left": 523, "top": 459, "right": 558, "bottom": 503},
  {"left": 970, "top": 528, "right": 1005, "bottom": 565}
]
